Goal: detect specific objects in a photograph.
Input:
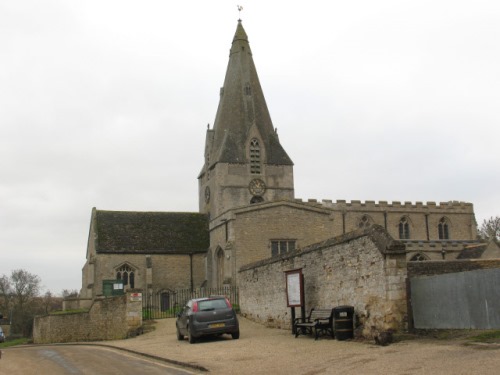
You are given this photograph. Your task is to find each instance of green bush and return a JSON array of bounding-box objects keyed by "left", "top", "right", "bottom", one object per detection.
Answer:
[{"left": 0, "top": 337, "right": 31, "bottom": 348}]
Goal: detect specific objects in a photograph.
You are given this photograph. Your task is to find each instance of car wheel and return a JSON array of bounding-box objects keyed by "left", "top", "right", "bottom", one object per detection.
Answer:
[
  {"left": 231, "top": 331, "right": 240, "bottom": 340},
  {"left": 176, "top": 327, "right": 184, "bottom": 341},
  {"left": 188, "top": 327, "right": 196, "bottom": 344}
]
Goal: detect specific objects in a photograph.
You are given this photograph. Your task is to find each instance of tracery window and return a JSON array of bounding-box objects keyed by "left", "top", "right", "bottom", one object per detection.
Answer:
[
  {"left": 358, "top": 215, "right": 373, "bottom": 229},
  {"left": 399, "top": 217, "right": 410, "bottom": 239},
  {"left": 116, "top": 264, "right": 135, "bottom": 288},
  {"left": 410, "top": 253, "right": 427, "bottom": 261},
  {"left": 250, "top": 139, "right": 261, "bottom": 174},
  {"left": 438, "top": 217, "right": 449, "bottom": 240}
]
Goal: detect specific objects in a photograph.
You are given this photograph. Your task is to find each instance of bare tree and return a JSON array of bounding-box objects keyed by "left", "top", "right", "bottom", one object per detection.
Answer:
[
  {"left": 0, "top": 275, "right": 13, "bottom": 320},
  {"left": 1, "top": 269, "right": 42, "bottom": 336},
  {"left": 478, "top": 216, "right": 500, "bottom": 242},
  {"left": 11, "top": 269, "right": 40, "bottom": 310}
]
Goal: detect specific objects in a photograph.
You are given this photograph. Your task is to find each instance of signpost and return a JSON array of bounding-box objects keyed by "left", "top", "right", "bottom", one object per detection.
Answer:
[{"left": 285, "top": 269, "right": 305, "bottom": 334}]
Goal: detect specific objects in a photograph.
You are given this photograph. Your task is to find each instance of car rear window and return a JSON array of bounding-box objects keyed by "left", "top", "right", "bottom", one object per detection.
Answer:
[{"left": 198, "top": 299, "right": 229, "bottom": 311}]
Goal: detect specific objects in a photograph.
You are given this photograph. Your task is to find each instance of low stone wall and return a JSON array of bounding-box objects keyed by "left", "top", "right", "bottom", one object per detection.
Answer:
[
  {"left": 33, "top": 291, "right": 143, "bottom": 344},
  {"left": 63, "top": 297, "right": 92, "bottom": 311},
  {"left": 239, "top": 226, "right": 408, "bottom": 337}
]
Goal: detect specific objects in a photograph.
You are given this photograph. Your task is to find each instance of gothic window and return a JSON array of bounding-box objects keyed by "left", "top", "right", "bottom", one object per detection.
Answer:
[
  {"left": 410, "top": 253, "right": 428, "bottom": 261},
  {"left": 250, "top": 139, "right": 261, "bottom": 174},
  {"left": 438, "top": 217, "right": 450, "bottom": 240},
  {"left": 399, "top": 217, "right": 410, "bottom": 239},
  {"left": 271, "top": 240, "right": 296, "bottom": 257},
  {"left": 358, "top": 215, "right": 373, "bottom": 229},
  {"left": 216, "top": 248, "right": 224, "bottom": 288},
  {"left": 116, "top": 264, "right": 135, "bottom": 288}
]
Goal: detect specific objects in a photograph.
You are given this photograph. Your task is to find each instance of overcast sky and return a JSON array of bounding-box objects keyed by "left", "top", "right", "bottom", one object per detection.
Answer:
[{"left": 1, "top": 1, "right": 499, "bottom": 295}]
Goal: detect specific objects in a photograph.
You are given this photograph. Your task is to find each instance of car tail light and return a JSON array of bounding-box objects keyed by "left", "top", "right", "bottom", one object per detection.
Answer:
[
  {"left": 192, "top": 301, "right": 199, "bottom": 312},
  {"left": 225, "top": 298, "right": 232, "bottom": 308}
]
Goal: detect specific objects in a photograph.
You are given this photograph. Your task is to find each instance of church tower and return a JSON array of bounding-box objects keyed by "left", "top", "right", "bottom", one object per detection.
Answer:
[{"left": 198, "top": 20, "right": 294, "bottom": 219}]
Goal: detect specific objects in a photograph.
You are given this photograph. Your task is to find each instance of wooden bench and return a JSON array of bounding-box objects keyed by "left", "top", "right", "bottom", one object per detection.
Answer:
[{"left": 294, "top": 308, "right": 334, "bottom": 340}]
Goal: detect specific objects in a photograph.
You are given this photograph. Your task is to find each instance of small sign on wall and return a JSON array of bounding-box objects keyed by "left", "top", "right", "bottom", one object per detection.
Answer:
[
  {"left": 285, "top": 268, "right": 304, "bottom": 307},
  {"left": 130, "top": 292, "right": 142, "bottom": 302}
]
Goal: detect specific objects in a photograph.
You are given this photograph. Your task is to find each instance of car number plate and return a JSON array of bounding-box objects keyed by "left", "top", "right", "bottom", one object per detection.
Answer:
[{"left": 209, "top": 323, "right": 225, "bottom": 328}]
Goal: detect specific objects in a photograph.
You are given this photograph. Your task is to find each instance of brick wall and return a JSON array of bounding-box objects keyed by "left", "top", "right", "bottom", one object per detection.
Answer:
[
  {"left": 238, "top": 226, "right": 408, "bottom": 337},
  {"left": 33, "top": 291, "right": 143, "bottom": 344}
]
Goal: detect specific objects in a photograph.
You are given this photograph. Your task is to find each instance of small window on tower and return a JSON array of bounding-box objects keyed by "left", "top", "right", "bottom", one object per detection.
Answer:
[
  {"left": 244, "top": 82, "right": 251, "bottom": 96},
  {"left": 399, "top": 217, "right": 411, "bottom": 239},
  {"left": 250, "top": 139, "right": 261, "bottom": 174},
  {"left": 438, "top": 217, "right": 450, "bottom": 239}
]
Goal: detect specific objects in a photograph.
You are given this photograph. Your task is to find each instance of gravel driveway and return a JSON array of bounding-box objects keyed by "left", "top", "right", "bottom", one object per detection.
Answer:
[{"left": 104, "top": 317, "right": 500, "bottom": 374}]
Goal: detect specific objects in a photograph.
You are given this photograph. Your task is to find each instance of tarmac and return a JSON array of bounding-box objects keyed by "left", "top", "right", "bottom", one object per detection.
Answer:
[{"left": 98, "top": 316, "right": 500, "bottom": 374}]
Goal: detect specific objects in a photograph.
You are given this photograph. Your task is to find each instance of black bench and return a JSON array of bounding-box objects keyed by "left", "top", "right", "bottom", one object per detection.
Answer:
[{"left": 294, "top": 308, "right": 334, "bottom": 340}]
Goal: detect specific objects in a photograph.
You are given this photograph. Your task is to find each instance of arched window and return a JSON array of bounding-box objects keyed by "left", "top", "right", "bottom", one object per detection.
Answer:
[
  {"left": 438, "top": 217, "right": 449, "bottom": 240},
  {"left": 216, "top": 248, "right": 225, "bottom": 288},
  {"left": 250, "top": 196, "right": 264, "bottom": 204},
  {"left": 250, "top": 139, "right": 261, "bottom": 174},
  {"left": 410, "top": 253, "right": 428, "bottom": 261},
  {"left": 399, "top": 217, "right": 410, "bottom": 239},
  {"left": 116, "top": 264, "right": 135, "bottom": 288},
  {"left": 358, "top": 215, "right": 373, "bottom": 229}
]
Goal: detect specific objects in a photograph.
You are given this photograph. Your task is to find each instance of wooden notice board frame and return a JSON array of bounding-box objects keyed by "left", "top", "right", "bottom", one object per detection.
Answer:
[{"left": 285, "top": 268, "right": 304, "bottom": 307}]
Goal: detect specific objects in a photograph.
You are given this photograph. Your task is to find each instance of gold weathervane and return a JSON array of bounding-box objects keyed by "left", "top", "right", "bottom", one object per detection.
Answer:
[{"left": 237, "top": 5, "right": 243, "bottom": 20}]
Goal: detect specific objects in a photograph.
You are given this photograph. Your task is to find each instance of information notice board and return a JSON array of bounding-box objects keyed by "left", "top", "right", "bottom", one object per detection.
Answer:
[{"left": 285, "top": 269, "right": 304, "bottom": 307}]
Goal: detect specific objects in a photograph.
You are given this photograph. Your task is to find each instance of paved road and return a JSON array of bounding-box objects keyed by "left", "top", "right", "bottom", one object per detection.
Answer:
[{"left": 0, "top": 345, "right": 200, "bottom": 375}]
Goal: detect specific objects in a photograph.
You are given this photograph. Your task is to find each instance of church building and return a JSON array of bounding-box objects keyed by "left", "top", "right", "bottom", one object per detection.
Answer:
[{"left": 81, "top": 20, "right": 486, "bottom": 298}]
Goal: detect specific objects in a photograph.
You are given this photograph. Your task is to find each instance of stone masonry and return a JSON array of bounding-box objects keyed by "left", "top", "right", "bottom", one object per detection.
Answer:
[
  {"left": 33, "top": 291, "right": 143, "bottom": 344},
  {"left": 239, "top": 226, "right": 407, "bottom": 337}
]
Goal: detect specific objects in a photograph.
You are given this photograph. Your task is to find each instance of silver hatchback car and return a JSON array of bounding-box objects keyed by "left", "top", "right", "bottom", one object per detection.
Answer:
[{"left": 176, "top": 296, "right": 239, "bottom": 344}]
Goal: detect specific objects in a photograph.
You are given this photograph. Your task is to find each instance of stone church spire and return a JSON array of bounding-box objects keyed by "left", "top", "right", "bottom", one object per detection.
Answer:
[
  {"left": 199, "top": 20, "right": 294, "bottom": 218},
  {"left": 209, "top": 20, "right": 293, "bottom": 167}
]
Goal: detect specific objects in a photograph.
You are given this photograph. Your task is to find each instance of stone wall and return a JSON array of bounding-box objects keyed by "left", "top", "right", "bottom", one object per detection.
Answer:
[
  {"left": 238, "top": 226, "right": 408, "bottom": 337},
  {"left": 33, "top": 291, "right": 143, "bottom": 344},
  {"left": 63, "top": 297, "right": 92, "bottom": 311},
  {"left": 303, "top": 199, "right": 476, "bottom": 241},
  {"left": 208, "top": 201, "right": 336, "bottom": 287},
  {"left": 84, "top": 253, "right": 205, "bottom": 298}
]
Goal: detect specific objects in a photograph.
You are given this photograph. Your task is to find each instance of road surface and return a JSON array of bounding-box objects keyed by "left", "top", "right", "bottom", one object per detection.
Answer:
[{"left": 0, "top": 345, "right": 199, "bottom": 374}]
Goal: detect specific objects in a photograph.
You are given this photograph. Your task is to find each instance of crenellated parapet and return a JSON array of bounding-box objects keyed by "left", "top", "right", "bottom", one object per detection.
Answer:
[{"left": 294, "top": 198, "right": 474, "bottom": 213}]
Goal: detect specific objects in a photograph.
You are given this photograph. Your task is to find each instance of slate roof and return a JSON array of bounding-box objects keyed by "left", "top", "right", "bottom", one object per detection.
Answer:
[
  {"left": 94, "top": 210, "right": 209, "bottom": 254},
  {"left": 456, "top": 243, "right": 487, "bottom": 259}
]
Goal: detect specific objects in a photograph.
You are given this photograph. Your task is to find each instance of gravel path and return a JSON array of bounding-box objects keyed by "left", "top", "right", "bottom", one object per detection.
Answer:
[{"left": 104, "top": 317, "right": 500, "bottom": 374}]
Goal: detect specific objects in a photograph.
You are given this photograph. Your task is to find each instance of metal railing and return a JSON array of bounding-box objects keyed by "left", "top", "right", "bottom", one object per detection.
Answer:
[{"left": 142, "top": 286, "right": 239, "bottom": 320}]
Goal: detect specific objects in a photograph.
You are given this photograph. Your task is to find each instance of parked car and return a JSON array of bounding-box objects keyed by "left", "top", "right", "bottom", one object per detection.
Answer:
[
  {"left": 0, "top": 327, "right": 5, "bottom": 343},
  {"left": 176, "top": 296, "right": 239, "bottom": 344}
]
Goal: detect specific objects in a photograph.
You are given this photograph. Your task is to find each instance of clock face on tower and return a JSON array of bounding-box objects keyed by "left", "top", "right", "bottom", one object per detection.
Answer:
[
  {"left": 248, "top": 179, "right": 266, "bottom": 196},
  {"left": 204, "top": 186, "right": 210, "bottom": 203}
]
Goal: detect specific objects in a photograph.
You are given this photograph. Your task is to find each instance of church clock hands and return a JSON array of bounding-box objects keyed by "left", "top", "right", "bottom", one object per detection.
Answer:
[{"left": 248, "top": 179, "right": 266, "bottom": 196}]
